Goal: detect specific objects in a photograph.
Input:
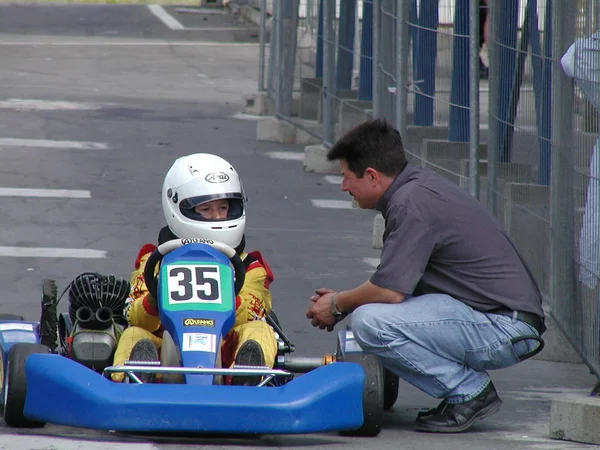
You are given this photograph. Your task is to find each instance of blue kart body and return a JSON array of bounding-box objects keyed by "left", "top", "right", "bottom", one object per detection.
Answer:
[{"left": 0, "top": 242, "right": 368, "bottom": 434}]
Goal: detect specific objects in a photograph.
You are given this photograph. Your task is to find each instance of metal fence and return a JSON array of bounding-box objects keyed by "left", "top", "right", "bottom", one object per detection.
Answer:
[{"left": 257, "top": 0, "right": 600, "bottom": 378}]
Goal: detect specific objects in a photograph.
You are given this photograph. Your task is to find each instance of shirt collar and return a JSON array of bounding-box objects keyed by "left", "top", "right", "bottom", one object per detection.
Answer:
[{"left": 376, "top": 164, "right": 413, "bottom": 213}]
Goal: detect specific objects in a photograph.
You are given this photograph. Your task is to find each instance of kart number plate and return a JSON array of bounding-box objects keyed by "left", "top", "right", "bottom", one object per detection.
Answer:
[{"left": 167, "top": 264, "right": 222, "bottom": 305}]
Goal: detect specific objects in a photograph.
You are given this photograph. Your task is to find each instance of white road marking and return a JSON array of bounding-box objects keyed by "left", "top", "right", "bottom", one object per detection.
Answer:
[
  {"left": 0, "top": 40, "right": 259, "bottom": 46},
  {"left": 0, "top": 138, "right": 109, "bottom": 150},
  {"left": 311, "top": 199, "right": 354, "bottom": 209},
  {"left": 0, "top": 99, "right": 102, "bottom": 111},
  {"left": 183, "top": 27, "right": 260, "bottom": 31},
  {"left": 324, "top": 175, "right": 343, "bottom": 184},
  {"left": 0, "top": 247, "right": 106, "bottom": 259},
  {"left": 0, "top": 188, "right": 91, "bottom": 199},
  {"left": 196, "top": 73, "right": 215, "bottom": 85},
  {"left": 0, "top": 436, "right": 157, "bottom": 450},
  {"left": 363, "top": 257, "right": 381, "bottom": 268},
  {"left": 147, "top": 4, "right": 185, "bottom": 30},
  {"left": 266, "top": 151, "right": 304, "bottom": 161},
  {"left": 174, "top": 7, "right": 230, "bottom": 15},
  {"left": 0, "top": 39, "right": 258, "bottom": 47}
]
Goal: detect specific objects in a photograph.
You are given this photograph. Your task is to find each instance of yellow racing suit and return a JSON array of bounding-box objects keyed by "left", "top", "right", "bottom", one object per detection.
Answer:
[{"left": 111, "top": 241, "right": 277, "bottom": 382}]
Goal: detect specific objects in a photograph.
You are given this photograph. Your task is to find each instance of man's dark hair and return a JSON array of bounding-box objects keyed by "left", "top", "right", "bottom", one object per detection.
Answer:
[{"left": 327, "top": 118, "right": 408, "bottom": 177}]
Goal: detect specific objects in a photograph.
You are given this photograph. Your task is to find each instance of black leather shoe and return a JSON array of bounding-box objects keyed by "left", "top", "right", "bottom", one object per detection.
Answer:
[
  {"left": 414, "top": 382, "right": 502, "bottom": 433},
  {"left": 417, "top": 399, "right": 448, "bottom": 418}
]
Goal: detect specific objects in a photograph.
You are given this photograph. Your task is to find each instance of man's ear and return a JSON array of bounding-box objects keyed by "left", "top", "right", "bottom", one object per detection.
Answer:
[{"left": 365, "top": 167, "right": 379, "bottom": 183}]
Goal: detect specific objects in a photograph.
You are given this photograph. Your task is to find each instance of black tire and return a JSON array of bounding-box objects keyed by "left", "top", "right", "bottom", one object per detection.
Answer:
[
  {"left": 4, "top": 343, "right": 51, "bottom": 428},
  {"left": 40, "top": 279, "right": 58, "bottom": 351},
  {"left": 339, "top": 353, "right": 384, "bottom": 437},
  {"left": 0, "top": 314, "right": 25, "bottom": 321},
  {"left": 383, "top": 369, "right": 400, "bottom": 410}
]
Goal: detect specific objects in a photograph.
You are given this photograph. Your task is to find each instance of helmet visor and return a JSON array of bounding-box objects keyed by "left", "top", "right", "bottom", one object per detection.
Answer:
[{"left": 179, "top": 193, "right": 244, "bottom": 221}]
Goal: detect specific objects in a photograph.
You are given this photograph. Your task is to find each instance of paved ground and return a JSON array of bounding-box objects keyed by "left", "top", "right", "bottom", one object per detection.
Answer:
[{"left": 0, "top": 3, "right": 598, "bottom": 449}]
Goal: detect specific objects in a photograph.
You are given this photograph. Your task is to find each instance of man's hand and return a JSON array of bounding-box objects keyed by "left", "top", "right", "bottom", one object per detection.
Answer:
[{"left": 306, "top": 288, "right": 338, "bottom": 332}]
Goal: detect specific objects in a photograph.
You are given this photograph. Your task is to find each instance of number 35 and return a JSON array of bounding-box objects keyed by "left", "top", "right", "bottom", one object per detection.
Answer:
[{"left": 169, "top": 267, "right": 219, "bottom": 301}]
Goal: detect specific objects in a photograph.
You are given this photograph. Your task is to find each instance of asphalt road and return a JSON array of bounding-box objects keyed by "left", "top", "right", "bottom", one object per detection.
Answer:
[{"left": 0, "top": 3, "right": 597, "bottom": 450}]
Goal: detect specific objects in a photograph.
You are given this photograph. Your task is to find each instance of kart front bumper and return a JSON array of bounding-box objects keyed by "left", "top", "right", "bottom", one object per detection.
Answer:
[{"left": 23, "top": 354, "right": 365, "bottom": 434}]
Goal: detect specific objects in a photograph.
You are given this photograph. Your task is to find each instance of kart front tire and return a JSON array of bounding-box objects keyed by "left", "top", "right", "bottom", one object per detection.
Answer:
[
  {"left": 383, "top": 369, "right": 400, "bottom": 410},
  {"left": 340, "top": 352, "right": 384, "bottom": 437},
  {"left": 4, "top": 343, "right": 51, "bottom": 428}
]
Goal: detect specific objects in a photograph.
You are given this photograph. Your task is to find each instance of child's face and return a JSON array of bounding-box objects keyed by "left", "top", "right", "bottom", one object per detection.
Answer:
[{"left": 194, "top": 199, "right": 229, "bottom": 219}]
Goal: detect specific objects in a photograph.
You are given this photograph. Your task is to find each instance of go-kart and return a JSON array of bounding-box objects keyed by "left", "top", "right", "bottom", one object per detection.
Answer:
[{"left": 0, "top": 238, "right": 398, "bottom": 436}]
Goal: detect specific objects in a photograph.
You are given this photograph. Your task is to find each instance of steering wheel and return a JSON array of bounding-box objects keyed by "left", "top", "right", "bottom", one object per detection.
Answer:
[{"left": 143, "top": 238, "right": 246, "bottom": 302}]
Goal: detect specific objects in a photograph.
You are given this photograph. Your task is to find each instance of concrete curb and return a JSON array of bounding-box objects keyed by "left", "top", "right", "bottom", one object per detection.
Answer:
[
  {"left": 256, "top": 116, "right": 321, "bottom": 145},
  {"left": 373, "top": 213, "right": 384, "bottom": 249},
  {"left": 551, "top": 394, "right": 600, "bottom": 445}
]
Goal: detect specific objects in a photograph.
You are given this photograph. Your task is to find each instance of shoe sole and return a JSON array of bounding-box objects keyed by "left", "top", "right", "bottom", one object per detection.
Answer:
[
  {"left": 231, "top": 341, "right": 265, "bottom": 386},
  {"left": 414, "top": 398, "right": 503, "bottom": 433},
  {"left": 128, "top": 339, "right": 159, "bottom": 384}
]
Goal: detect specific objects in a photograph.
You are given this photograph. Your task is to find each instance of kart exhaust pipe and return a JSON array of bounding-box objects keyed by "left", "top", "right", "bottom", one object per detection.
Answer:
[
  {"left": 95, "top": 307, "right": 113, "bottom": 326},
  {"left": 75, "top": 306, "right": 113, "bottom": 330},
  {"left": 75, "top": 306, "right": 94, "bottom": 325}
]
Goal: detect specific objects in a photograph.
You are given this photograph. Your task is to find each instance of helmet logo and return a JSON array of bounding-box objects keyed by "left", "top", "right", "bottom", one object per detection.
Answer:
[{"left": 205, "top": 172, "right": 230, "bottom": 183}]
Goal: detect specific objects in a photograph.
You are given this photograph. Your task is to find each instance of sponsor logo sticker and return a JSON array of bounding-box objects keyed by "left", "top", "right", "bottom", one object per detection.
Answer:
[
  {"left": 183, "top": 318, "right": 215, "bottom": 327},
  {"left": 205, "top": 172, "right": 230, "bottom": 183},
  {"left": 182, "top": 332, "right": 216, "bottom": 353}
]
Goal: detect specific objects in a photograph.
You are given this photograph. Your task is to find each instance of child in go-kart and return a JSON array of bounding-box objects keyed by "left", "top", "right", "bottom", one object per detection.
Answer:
[{"left": 111, "top": 153, "right": 278, "bottom": 385}]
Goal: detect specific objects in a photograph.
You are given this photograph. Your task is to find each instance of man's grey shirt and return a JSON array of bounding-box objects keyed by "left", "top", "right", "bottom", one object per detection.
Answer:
[{"left": 370, "top": 164, "right": 544, "bottom": 318}]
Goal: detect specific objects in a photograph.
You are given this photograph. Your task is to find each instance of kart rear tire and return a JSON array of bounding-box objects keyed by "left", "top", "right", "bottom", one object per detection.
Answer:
[
  {"left": 4, "top": 343, "right": 51, "bottom": 428},
  {"left": 339, "top": 353, "right": 384, "bottom": 437},
  {"left": 0, "top": 314, "right": 25, "bottom": 321},
  {"left": 384, "top": 369, "right": 400, "bottom": 410},
  {"left": 40, "top": 279, "right": 58, "bottom": 351}
]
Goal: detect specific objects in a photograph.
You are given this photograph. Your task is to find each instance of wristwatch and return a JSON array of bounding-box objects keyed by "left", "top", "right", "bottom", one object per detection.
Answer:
[{"left": 330, "top": 292, "right": 347, "bottom": 321}]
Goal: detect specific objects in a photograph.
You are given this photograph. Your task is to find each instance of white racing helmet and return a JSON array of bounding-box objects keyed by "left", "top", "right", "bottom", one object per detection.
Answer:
[{"left": 161, "top": 153, "right": 246, "bottom": 249}]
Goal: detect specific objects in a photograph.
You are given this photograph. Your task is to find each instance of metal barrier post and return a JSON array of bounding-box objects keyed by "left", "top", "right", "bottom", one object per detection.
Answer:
[
  {"left": 267, "top": 0, "right": 279, "bottom": 97},
  {"left": 372, "top": 0, "right": 381, "bottom": 118},
  {"left": 377, "top": 0, "right": 395, "bottom": 123},
  {"left": 396, "top": 0, "right": 409, "bottom": 140},
  {"left": 537, "top": 1, "right": 553, "bottom": 185},
  {"left": 258, "top": 0, "right": 267, "bottom": 92},
  {"left": 549, "top": 0, "right": 576, "bottom": 344},
  {"left": 316, "top": 0, "right": 324, "bottom": 78},
  {"left": 468, "top": 0, "right": 480, "bottom": 198},
  {"left": 274, "top": 0, "right": 283, "bottom": 114},
  {"left": 276, "top": 0, "right": 300, "bottom": 118},
  {"left": 322, "top": 0, "right": 336, "bottom": 145},
  {"left": 486, "top": 0, "right": 499, "bottom": 213}
]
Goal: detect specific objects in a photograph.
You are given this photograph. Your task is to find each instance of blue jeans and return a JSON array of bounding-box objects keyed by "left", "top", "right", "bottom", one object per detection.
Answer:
[{"left": 351, "top": 294, "right": 541, "bottom": 404}]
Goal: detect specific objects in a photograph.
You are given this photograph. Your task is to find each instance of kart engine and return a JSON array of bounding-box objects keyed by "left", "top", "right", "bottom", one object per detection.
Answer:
[{"left": 66, "top": 273, "right": 129, "bottom": 371}]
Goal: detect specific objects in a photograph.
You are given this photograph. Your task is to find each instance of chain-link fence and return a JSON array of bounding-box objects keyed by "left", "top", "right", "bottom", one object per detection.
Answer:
[{"left": 258, "top": 0, "right": 600, "bottom": 378}]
